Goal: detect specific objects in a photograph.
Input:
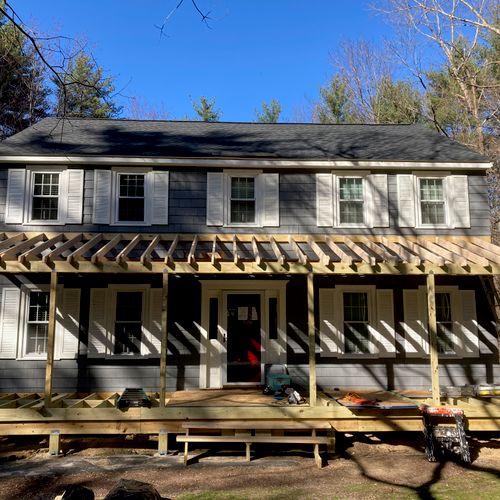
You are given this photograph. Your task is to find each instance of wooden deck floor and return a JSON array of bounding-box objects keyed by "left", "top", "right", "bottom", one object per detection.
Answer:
[{"left": 0, "top": 389, "right": 498, "bottom": 437}]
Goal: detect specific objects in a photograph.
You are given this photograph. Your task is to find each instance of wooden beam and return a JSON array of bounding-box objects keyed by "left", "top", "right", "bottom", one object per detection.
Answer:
[
  {"left": 289, "top": 236, "right": 308, "bottom": 265},
  {"left": 417, "top": 239, "right": 468, "bottom": 266},
  {"left": 233, "top": 235, "right": 240, "bottom": 265},
  {"left": 426, "top": 273, "right": 441, "bottom": 406},
  {"left": 309, "top": 237, "right": 331, "bottom": 266},
  {"left": 400, "top": 240, "right": 445, "bottom": 266},
  {"left": 251, "top": 236, "right": 262, "bottom": 266},
  {"left": 380, "top": 237, "right": 421, "bottom": 265},
  {"left": 325, "top": 238, "right": 353, "bottom": 265},
  {"left": 187, "top": 235, "right": 198, "bottom": 266},
  {"left": 270, "top": 236, "right": 285, "bottom": 265},
  {"left": 0, "top": 232, "right": 26, "bottom": 253},
  {"left": 357, "top": 237, "right": 398, "bottom": 264},
  {"left": 140, "top": 235, "right": 161, "bottom": 266},
  {"left": 343, "top": 237, "right": 376, "bottom": 265},
  {"left": 42, "top": 233, "right": 83, "bottom": 264},
  {"left": 435, "top": 238, "right": 489, "bottom": 266},
  {"left": 164, "top": 235, "right": 179, "bottom": 266},
  {"left": 66, "top": 234, "right": 104, "bottom": 265},
  {"left": 159, "top": 273, "right": 169, "bottom": 408},
  {"left": 116, "top": 234, "right": 142, "bottom": 264},
  {"left": 44, "top": 272, "right": 58, "bottom": 408},
  {"left": 91, "top": 234, "right": 122, "bottom": 264},
  {"left": 457, "top": 240, "right": 500, "bottom": 265},
  {"left": 0, "top": 233, "right": 46, "bottom": 260},
  {"left": 18, "top": 234, "right": 64, "bottom": 265},
  {"left": 307, "top": 273, "right": 317, "bottom": 406}
]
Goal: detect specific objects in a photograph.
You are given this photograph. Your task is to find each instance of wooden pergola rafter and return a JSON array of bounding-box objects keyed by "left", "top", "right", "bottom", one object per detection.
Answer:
[{"left": 0, "top": 232, "right": 498, "bottom": 275}]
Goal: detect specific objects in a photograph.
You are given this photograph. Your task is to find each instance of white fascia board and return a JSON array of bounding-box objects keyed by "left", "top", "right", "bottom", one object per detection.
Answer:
[{"left": 0, "top": 155, "right": 492, "bottom": 170}]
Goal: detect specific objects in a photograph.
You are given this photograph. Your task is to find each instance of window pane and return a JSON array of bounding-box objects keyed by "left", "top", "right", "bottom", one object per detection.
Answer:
[
  {"left": 34, "top": 173, "right": 59, "bottom": 196},
  {"left": 231, "top": 177, "right": 254, "bottom": 199},
  {"left": 230, "top": 200, "right": 255, "bottom": 223},
  {"left": 28, "top": 291, "right": 49, "bottom": 322},
  {"left": 339, "top": 178, "right": 363, "bottom": 200},
  {"left": 344, "top": 293, "right": 368, "bottom": 321},
  {"left": 118, "top": 198, "right": 145, "bottom": 221},
  {"left": 436, "top": 293, "right": 455, "bottom": 353},
  {"left": 32, "top": 198, "right": 59, "bottom": 220},
  {"left": 421, "top": 203, "right": 445, "bottom": 224},
  {"left": 119, "top": 174, "right": 144, "bottom": 197},
  {"left": 339, "top": 201, "right": 364, "bottom": 224},
  {"left": 116, "top": 292, "right": 142, "bottom": 321},
  {"left": 420, "top": 179, "right": 444, "bottom": 201},
  {"left": 343, "top": 292, "right": 370, "bottom": 354},
  {"left": 345, "top": 323, "right": 371, "bottom": 354},
  {"left": 118, "top": 174, "right": 145, "bottom": 221},
  {"left": 26, "top": 324, "right": 48, "bottom": 354}
]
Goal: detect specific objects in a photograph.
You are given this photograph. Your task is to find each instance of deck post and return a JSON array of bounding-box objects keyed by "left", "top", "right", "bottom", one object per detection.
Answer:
[
  {"left": 159, "top": 272, "right": 169, "bottom": 408},
  {"left": 44, "top": 272, "right": 58, "bottom": 409},
  {"left": 307, "top": 273, "right": 317, "bottom": 406},
  {"left": 426, "top": 272, "right": 441, "bottom": 405}
]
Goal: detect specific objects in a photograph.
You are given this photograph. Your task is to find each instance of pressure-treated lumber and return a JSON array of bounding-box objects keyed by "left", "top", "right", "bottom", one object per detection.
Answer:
[
  {"left": 426, "top": 273, "right": 441, "bottom": 405},
  {"left": 159, "top": 273, "right": 169, "bottom": 407},
  {"left": 44, "top": 272, "right": 58, "bottom": 408},
  {"left": 307, "top": 273, "right": 317, "bottom": 406}
]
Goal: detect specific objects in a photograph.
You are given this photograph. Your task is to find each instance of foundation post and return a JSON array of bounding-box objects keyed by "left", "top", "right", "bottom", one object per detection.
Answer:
[
  {"left": 307, "top": 273, "right": 317, "bottom": 406},
  {"left": 427, "top": 272, "right": 441, "bottom": 405},
  {"left": 159, "top": 272, "right": 169, "bottom": 407},
  {"left": 44, "top": 272, "right": 58, "bottom": 409}
]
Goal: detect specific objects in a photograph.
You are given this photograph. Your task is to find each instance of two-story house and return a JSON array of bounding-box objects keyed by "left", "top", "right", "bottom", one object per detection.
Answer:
[{"left": 0, "top": 117, "right": 498, "bottom": 406}]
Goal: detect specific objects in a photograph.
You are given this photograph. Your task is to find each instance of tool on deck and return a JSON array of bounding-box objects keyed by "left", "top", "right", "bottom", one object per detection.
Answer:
[{"left": 421, "top": 406, "right": 470, "bottom": 463}]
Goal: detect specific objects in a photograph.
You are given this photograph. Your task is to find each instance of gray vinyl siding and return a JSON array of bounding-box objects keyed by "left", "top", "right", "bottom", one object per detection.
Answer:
[{"left": 0, "top": 168, "right": 492, "bottom": 236}]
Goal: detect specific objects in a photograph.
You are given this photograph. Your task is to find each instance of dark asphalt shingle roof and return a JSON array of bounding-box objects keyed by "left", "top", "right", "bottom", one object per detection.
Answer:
[{"left": 0, "top": 117, "right": 487, "bottom": 162}]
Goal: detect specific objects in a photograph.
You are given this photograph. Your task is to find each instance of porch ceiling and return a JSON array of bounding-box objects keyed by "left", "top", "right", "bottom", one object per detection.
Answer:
[{"left": 0, "top": 232, "right": 499, "bottom": 275}]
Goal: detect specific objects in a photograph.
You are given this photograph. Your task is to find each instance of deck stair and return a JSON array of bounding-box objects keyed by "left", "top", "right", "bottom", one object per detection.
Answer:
[{"left": 177, "top": 420, "right": 333, "bottom": 468}]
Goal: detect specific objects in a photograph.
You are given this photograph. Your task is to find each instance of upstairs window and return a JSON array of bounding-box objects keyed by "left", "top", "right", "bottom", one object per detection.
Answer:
[
  {"left": 32, "top": 173, "right": 60, "bottom": 221},
  {"left": 419, "top": 178, "right": 446, "bottom": 225},
  {"left": 343, "top": 292, "right": 371, "bottom": 354},
  {"left": 118, "top": 174, "right": 145, "bottom": 222},
  {"left": 114, "top": 291, "right": 143, "bottom": 354},
  {"left": 230, "top": 177, "right": 256, "bottom": 224},
  {"left": 26, "top": 291, "right": 50, "bottom": 355},
  {"left": 436, "top": 292, "right": 455, "bottom": 354},
  {"left": 338, "top": 177, "right": 364, "bottom": 225}
]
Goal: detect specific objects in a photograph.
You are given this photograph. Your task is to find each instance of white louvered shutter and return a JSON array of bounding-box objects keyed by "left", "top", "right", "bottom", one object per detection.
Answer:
[
  {"left": 450, "top": 176, "right": 470, "bottom": 228},
  {"left": 319, "top": 288, "right": 341, "bottom": 356},
  {"left": 316, "top": 173, "right": 333, "bottom": 227},
  {"left": 374, "top": 289, "right": 395, "bottom": 356},
  {"left": 65, "top": 170, "right": 84, "bottom": 224},
  {"left": 403, "top": 289, "right": 429, "bottom": 356},
  {"left": 397, "top": 175, "right": 416, "bottom": 228},
  {"left": 88, "top": 289, "right": 109, "bottom": 356},
  {"left": 260, "top": 173, "right": 279, "bottom": 227},
  {"left": 93, "top": 170, "right": 112, "bottom": 224},
  {"left": 0, "top": 288, "right": 21, "bottom": 358},
  {"left": 206, "top": 172, "right": 224, "bottom": 226},
  {"left": 368, "top": 174, "right": 389, "bottom": 227},
  {"left": 55, "top": 288, "right": 80, "bottom": 359},
  {"left": 459, "top": 290, "right": 479, "bottom": 356},
  {"left": 151, "top": 171, "right": 169, "bottom": 224},
  {"left": 148, "top": 288, "right": 162, "bottom": 356},
  {"left": 5, "top": 169, "right": 26, "bottom": 224}
]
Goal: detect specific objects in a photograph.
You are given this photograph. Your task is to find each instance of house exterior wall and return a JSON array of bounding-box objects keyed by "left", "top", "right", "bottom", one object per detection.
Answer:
[{"left": 0, "top": 167, "right": 491, "bottom": 236}]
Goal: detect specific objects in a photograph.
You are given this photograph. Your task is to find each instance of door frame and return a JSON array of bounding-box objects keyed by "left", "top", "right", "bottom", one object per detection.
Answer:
[{"left": 200, "top": 280, "right": 287, "bottom": 389}]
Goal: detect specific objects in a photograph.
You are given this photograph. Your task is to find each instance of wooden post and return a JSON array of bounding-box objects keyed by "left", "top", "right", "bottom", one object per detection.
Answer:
[
  {"left": 48, "top": 430, "right": 61, "bottom": 456},
  {"left": 426, "top": 272, "right": 441, "bottom": 405},
  {"left": 44, "top": 272, "right": 58, "bottom": 409},
  {"left": 159, "top": 272, "right": 169, "bottom": 408},
  {"left": 158, "top": 429, "right": 169, "bottom": 455},
  {"left": 307, "top": 273, "right": 317, "bottom": 406}
]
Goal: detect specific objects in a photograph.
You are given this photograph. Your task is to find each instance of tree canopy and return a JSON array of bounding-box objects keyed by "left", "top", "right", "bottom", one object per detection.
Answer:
[
  {"left": 192, "top": 96, "right": 221, "bottom": 122},
  {"left": 256, "top": 99, "right": 282, "bottom": 123}
]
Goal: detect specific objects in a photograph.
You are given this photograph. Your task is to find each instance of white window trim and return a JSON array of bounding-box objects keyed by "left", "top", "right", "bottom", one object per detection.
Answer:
[
  {"left": 414, "top": 172, "right": 451, "bottom": 229},
  {"left": 25, "top": 167, "right": 67, "bottom": 225},
  {"left": 337, "top": 285, "right": 377, "bottom": 358},
  {"left": 107, "top": 284, "right": 152, "bottom": 358},
  {"left": 18, "top": 284, "right": 49, "bottom": 360},
  {"left": 111, "top": 167, "right": 153, "bottom": 226},
  {"left": 223, "top": 169, "right": 263, "bottom": 228},
  {"left": 334, "top": 172, "right": 370, "bottom": 228}
]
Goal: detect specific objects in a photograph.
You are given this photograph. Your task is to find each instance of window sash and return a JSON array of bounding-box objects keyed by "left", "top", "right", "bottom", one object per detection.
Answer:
[
  {"left": 32, "top": 173, "right": 60, "bottom": 221},
  {"left": 343, "top": 292, "right": 371, "bottom": 354},
  {"left": 230, "top": 177, "right": 256, "bottom": 224},
  {"left": 419, "top": 178, "right": 446, "bottom": 225},
  {"left": 26, "top": 291, "right": 50, "bottom": 355},
  {"left": 338, "top": 178, "right": 364, "bottom": 225},
  {"left": 114, "top": 291, "right": 143, "bottom": 354},
  {"left": 118, "top": 174, "right": 145, "bottom": 222},
  {"left": 436, "top": 292, "right": 455, "bottom": 354}
]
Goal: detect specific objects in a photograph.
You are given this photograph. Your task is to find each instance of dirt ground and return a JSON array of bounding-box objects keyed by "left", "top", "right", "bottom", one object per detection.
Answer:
[{"left": 0, "top": 432, "right": 499, "bottom": 499}]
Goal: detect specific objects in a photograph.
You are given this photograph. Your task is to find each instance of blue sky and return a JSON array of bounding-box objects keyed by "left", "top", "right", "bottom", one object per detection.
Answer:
[{"left": 15, "top": 1, "right": 391, "bottom": 122}]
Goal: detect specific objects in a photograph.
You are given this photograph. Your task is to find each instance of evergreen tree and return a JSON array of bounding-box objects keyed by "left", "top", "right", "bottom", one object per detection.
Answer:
[
  {"left": 373, "top": 77, "right": 422, "bottom": 124},
  {"left": 256, "top": 99, "right": 282, "bottom": 123},
  {"left": 192, "top": 96, "right": 221, "bottom": 122},
  {"left": 54, "top": 53, "right": 122, "bottom": 118},
  {"left": 0, "top": 14, "right": 49, "bottom": 138},
  {"left": 316, "top": 76, "right": 355, "bottom": 124}
]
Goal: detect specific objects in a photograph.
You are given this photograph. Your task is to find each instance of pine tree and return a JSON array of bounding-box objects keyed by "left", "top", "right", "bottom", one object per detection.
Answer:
[
  {"left": 54, "top": 53, "right": 122, "bottom": 118},
  {"left": 192, "top": 96, "right": 221, "bottom": 122},
  {"left": 256, "top": 99, "right": 282, "bottom": 123},
  {"left": 0, "top": 14, "right": 49, "bottom": 138}
]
